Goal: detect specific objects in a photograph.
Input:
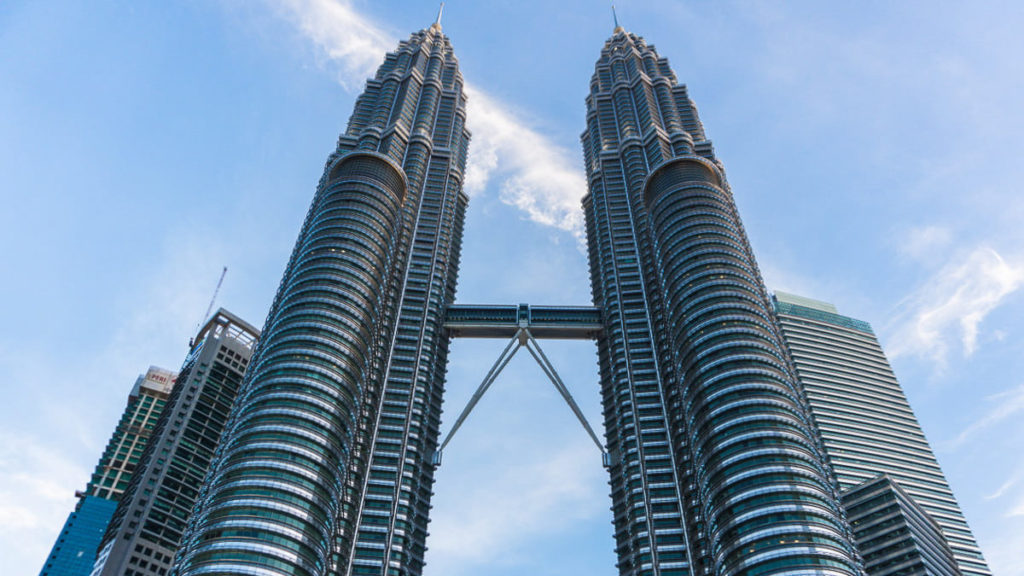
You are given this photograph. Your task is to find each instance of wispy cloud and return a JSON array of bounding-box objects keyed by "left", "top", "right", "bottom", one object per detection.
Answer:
[
  {"left": 986, "top": 475, "right": 1019, "bottom": 501},
  {"left": 887, "top": 245, "right": 1024, "bottom": 364},
  {"left": 106, "top": 231, "right": 231, "bottom": 365},
  {"left": 949, "top": 383, "right": 1024, "bottom": 449},
  {"left": 983, "top": 491, "right": 1024, "bottom": 576},
  {"left": 462, "top": 87, "right": 586, "bottom": 237},
  {"left": 269, "top": 0, "right": 587, "bottom": 238},
  {"left": 271, "top": 0, "right": 391, "bottom": 88},
  {"left": 984, "top": 462, "right": 1024, "bottom": 501},
  {"left": 984, "top": 535, "right": 1024, "bottom": 576}
]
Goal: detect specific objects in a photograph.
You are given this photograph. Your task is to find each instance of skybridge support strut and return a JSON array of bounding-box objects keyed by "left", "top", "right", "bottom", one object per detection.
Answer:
[
  {"left": 522, "top": 331, "right": 606, "bottom": 457},
  {"left": 432, "top": 327, "right": 609, "bottom": 467},
  {"left": 435, "top": 333, "right": 521, "bottom": 459}
]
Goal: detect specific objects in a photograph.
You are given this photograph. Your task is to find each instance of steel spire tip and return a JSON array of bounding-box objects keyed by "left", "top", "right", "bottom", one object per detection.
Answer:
[{"left": 432, "top": 2, "right": 444, "bottom": 31}]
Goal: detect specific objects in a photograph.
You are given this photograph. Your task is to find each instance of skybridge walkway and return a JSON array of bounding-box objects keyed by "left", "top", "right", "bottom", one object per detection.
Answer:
[{"left": 443, "top": 303, "right": 603, "bottom": 339}]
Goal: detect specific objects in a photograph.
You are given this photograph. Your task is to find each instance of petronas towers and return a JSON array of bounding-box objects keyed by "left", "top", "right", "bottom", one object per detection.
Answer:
[{"left": 164, "top": 16, "right": 989, "bottom": 576}]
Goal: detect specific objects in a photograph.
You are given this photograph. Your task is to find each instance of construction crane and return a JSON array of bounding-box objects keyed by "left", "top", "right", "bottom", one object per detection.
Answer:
[{"left": 190, "top": 266, "right": 227, "bottom": 347}]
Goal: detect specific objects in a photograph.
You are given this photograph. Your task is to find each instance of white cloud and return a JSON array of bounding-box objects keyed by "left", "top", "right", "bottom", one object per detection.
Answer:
[
  {"left": 271, "top": 0, "right": 390, "bottom": 88},
  {"left": 887, "top": 245, "right": 1024, "bottom": 364},
  {"left": 426, "top": 336, "right": 608, "bottom": 575},
  {"left": 107, "top": 232, "right": 230, "bottom": 365},
  {"left": 269, "top": 0, "right": 588, "bottom": 239},
  {"left": 463, "top": 86, "right": 587, "bottom": 238}
]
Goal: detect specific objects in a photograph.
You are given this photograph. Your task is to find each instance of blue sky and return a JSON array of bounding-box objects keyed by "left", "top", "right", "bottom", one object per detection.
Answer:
[{"left": 2, "top": 1, "right": 1023, "bottom": 574}]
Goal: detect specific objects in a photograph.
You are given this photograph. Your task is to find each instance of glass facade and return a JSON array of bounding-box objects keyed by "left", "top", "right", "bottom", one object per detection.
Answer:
[
  {"left": 40, "top": 496, "right": 120, "bottom": 576},
  {"left": 581, "top": 28, "right": 861, "bottom": 576},
  {"left": 91, "top": 310, "right": 259, "bottom": 576},
  {"left": 773, "top": 292, "right": 991, "bottom": 576},
  {"left": 173, "top": 21, "right": 469, "bottom": 576}
]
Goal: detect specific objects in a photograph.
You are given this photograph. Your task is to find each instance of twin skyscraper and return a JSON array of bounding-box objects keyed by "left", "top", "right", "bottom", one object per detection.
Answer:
[{"left": 47, "top": 15, "right": 991, "bottom": 576}]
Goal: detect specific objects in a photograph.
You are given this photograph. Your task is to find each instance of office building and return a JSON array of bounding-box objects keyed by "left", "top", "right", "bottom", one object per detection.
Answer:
[
  {"left": 40, "top": 367, "right": 177, "bottom": 576},
  {"left": 773, "top": 292, "right": 991, "bottom": 576},
  {"left": 842, "top": 475, "right": 960, "bottom": 576},
  {"left": 91, "top": 310, "right": 259, "bottom": 576},
  {"left": 173, "top": 16, "right": 470, "bottom": 576}
]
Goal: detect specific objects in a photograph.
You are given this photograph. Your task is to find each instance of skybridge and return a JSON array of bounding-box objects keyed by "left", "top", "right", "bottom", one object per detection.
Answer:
[
  {"left": 443, "top": 303, "right": 603, "bottom": 339},
  {"left": 436, "top": 303, "right": 610, "bottom": 468}
]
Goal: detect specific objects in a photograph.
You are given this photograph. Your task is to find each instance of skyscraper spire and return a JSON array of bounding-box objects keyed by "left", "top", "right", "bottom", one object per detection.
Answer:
[
  {"left": 432, "top": 2, "right": 444, "bottom": 31},
  {"left": 612, "top": 5, "right": 623, "bottom": 33}
]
